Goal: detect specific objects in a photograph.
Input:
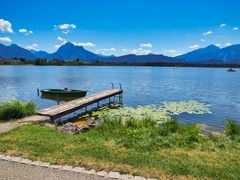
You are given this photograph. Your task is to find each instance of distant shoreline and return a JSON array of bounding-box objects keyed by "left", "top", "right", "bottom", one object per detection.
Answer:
[{"left": 1, "top": 61, "right": 240, "bottom": 68}]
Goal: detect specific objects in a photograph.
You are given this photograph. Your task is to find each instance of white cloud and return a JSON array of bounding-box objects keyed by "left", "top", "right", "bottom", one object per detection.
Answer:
[
  {"left": 0, "top": 36, "right": 12, "bottom": 43},
  {"left": 54, "top": 36, "right": 67, "bottom": 48},
  {"left": 121, "top": 48, "right": 152, "bottom": 55},
  {"left": 19, "top": 29, "right": 27, "bottom": 33},
  {"left": 25, "top": 43, "right": 38, "bottom": 50},
  {"left": 0, "top": 19, "right": 13, "bottom": 33},
  {"left": 57, "top": 36, "right": 66, "bottom": 42},
  {"left": 225, "top": 43, "right": 232, "bottom": 47},
  {"left": 54, "top": 44, "right": 61, "bottom": 49},
  {"left": 72, "top": 42, "right": 95, "bottom": 47},
  {"left": 54, "top": 24, "right": 76, "bottom": 34},
  {"left": 203, "top": 31, "right": 212, "bottom": 35},
  {"left": 165, "top": 49, "right": 182, "bottom": 56},
  {"left": 215, "top": 43, "right": 222, "bottom": 47},
  {"left": 220, "top": 24, "right": 226, "bottom": 28},
  {"left": 27, "top": 30, "right": 33, "bottom": 35},
  {"left": 140, "top": 43, "right": 152, "bottom": 48},
  {"left": 62, "top": 30, "right": 70, "bottom": 34},
  {"left": 19, "top": 28, "right": 33, "bottom": 35},
  {"left": 96, "top": 48, "right": 116, "bottom": 55},
  {"left": 233, "top": 27, "right": 239, "bottom": 30},
  {"left": 121, "top": 48, "right": 129, "bottom": 52},
  {"left": 188, "top": 44, "right": 199, "bottom": 49},
  {"left": 55, "top": 24, "right": 76, "bottom": 30},
  {"left": 200, "top": 39, "right": 205, "bottom": 42},
  {"left": 130, "top": 48, "right": 152, "bottom": 55}
]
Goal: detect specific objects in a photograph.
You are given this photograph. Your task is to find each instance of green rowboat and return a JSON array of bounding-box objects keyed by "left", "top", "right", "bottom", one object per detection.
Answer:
[{"left": 40, "top": 88, "right": 87, "bottom": 97}]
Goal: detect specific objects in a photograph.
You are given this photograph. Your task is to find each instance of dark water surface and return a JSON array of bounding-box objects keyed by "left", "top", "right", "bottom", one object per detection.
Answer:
[{"left": 0, "top": 65, "right": 239, "bottom": 130}]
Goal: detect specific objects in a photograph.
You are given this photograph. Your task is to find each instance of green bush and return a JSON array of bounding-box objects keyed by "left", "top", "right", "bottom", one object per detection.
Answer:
[
  {"left": 178, "top": 124, "right": 200, "bottom": 142},
  {"left": 0, "top": 101, "right": 36, "bottom": 121},
  {"left": 225, "top": 120, "right": 240, "bottom": 136},
  {"left": 158, "top": 119, "right": 179, "bottom": 136}
]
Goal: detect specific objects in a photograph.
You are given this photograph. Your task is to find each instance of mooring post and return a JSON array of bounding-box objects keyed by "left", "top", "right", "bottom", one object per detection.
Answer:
[
  {"left": 37, "top": 89, "right": 40, "bottom": 96},
  {"left": 111, "top": 82, "right": 114, "bottom": 89},
  {"left": 85, "top": 106, "right": 87, "bottom": 112},
  {"left": 57, "top": 94, "right": 60, "bottom": 105},
  {"left": 97, "top": 101, "right": 100, "bottom": 108}
]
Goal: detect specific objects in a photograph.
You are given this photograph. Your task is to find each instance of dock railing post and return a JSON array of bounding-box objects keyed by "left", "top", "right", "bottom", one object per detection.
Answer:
[
  {"left": 119, "top": 83, "right": 122, "bottom": 90},
  {"left": 111, "top": 82, "right": 114, "bottom": 89},
  {"left": 57, "top": 94, "right": 60, "bottom": 105}
]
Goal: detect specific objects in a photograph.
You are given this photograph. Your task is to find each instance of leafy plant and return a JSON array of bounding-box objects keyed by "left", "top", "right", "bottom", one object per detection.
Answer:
[
  {"left": 0, "top": 101, "right": 36, "bottom": 121},
  {"left": 225, "top": 119, "right": 240, "bottom": 136},
  {"left": 100, "top": 101, "right": 211, "bottom": 124},
  {"left": 178, "top": 124, "right": 201, "bottom": 142}
]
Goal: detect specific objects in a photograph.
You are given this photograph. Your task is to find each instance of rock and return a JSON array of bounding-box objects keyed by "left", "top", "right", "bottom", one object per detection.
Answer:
[
  {"left": 44, "top": 123, "right": 56, "bottom": 129},
  {"left": 96, "top": 171, "right": 108, "bottom": 177},
  {"left": 72, "top": 167, "right": 84, "bottom": 173},
  {"left": 108, "top": 171, "right": 121, "bottom": 179},
  {"left": 79, "top": 125, "right": 91, "bottom": 133},
  {"left": 58, "top": 122, "right": 80, "bottom": 134},
  {"left": 86, "top": 117, "right": 95, "bottom": 126},
  {"left": 95, "top": 118, "right": 103, "bottom": 127}
]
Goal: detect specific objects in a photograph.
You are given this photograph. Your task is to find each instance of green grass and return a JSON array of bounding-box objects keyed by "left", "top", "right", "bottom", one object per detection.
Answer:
[
  {"left": 225, "top": 119, "right": 240, "bottom": 136},
  {"left": 0, "top": 117, "right": 240, "bottom": 179},
  {"left": 0, "top": 101, "right": 36, "bottom": 121}
]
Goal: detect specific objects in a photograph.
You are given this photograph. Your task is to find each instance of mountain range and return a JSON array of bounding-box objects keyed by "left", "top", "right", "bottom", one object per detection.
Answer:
[
  {"left": 176, "top": 44, "right": 240, "bottom": 63},
  {"left": 1, "top": 42, "right": 240, "bottom": 64}
]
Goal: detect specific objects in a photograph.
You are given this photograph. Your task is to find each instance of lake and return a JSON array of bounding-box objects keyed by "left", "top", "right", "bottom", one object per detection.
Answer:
[{"left": 0, "top": 65, "right": 239, "bottom": 131}]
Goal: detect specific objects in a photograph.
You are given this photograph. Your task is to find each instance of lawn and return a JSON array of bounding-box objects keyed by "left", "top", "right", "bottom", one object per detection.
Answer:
[{"left": 0, "top": 118, "right": 240, "bottom": 179}]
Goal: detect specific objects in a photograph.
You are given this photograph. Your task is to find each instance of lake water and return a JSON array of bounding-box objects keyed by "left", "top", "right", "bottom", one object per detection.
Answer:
[{"left": 0, "top": 65, "right": 239, "bottom": 131}]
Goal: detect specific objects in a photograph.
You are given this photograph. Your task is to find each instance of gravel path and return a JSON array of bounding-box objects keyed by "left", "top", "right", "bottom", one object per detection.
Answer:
[
  {"left": 0, "top": 159, "right": 107, "bottom": 180},
  {"left": 0, "top": 122, "right": 22, "bottom": 133}
]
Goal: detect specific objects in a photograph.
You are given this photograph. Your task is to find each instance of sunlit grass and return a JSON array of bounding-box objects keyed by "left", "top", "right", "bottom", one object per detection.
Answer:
[{"left": 0, "top": 117, "right": 240, "bottom": 179}]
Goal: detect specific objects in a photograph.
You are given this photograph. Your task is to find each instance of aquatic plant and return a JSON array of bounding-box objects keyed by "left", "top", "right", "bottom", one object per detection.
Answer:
[
  {"left": 0, "top": 101, "right": 36, "bottom": 121},
  {"left": 100, "top": 101, "right": 211, "bottom": 124}
]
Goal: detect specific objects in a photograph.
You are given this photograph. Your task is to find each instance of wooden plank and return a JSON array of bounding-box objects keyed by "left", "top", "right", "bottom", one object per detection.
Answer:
[{"left": 36, "top": 89, "right": 123, "bottom": 119}]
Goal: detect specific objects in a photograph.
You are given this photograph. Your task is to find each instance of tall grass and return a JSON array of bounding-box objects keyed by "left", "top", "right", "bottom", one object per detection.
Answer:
[
  {"left": 225, "top": 119, "right": 240, "bottom": 136},
  {"left": 97, "top": 116, "right": 201, "bottom": 151},
  {"left": 0, "top": 101, "right": 36, "bottom": 121}
]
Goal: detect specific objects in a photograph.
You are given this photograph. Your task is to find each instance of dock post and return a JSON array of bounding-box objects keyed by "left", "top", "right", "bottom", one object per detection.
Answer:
[
  {"left": 57, "top": 94, "right": 60, "bottom": 105},
  {"left": 85, "top": 106, "right": 87, "bottom": 112},
  {"left": 109, "top": 97, "right": 111, "bottom": 104},
  {"left": 97, "top": 101, "right": 100, "bottom": 108},
  {"left": 37, "top": 89, "right": 40, "bottom": 96},
  {"left": 111, "top": 82, "right": 114, "bottom": 89}
]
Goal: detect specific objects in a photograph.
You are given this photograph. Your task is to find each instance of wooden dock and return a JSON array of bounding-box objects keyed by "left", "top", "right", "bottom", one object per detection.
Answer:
[{"left": 36, "top": 89, "right": 123, "bottom": 120}]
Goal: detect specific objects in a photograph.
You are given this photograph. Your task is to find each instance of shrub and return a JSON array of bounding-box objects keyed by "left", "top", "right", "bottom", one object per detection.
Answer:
[
  {"left": 0, "top": 101, "right": 36, "bottom": 121},
  {"left": 178, "top": 124, "right": 201, "bottom": 142},
  {"left": 225, "top": 119, "right": 240, "bottom": 136},
  {"left": 158, "top": 119, "right": 179, "bottom": 136}
]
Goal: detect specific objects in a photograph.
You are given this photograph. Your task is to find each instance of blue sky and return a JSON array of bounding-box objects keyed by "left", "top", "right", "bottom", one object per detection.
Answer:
[{"left": 0, "top": 0, "right": 240, "bottom": 56}]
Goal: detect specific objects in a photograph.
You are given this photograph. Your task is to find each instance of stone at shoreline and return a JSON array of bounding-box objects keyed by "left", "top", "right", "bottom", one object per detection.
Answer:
[
  {"left": 58, "top": 122, "right": 80, "bottom": 134},
  {"left": 78, "top": 125, "right": 91, "bottom": 133},
  {"left": 86, "top": 117, "right": 95, "bottom": 127},
  {"left": 58, "top": 122, "right": 91, "bottom": 134}
]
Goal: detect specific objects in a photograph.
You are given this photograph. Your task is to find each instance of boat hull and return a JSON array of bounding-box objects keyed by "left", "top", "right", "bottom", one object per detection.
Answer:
[{"left": 40, "top": 89, "right": 87, "bottom": 97}]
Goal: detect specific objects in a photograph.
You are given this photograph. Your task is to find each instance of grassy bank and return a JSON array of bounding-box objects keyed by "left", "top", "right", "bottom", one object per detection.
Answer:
[
  {"left": 0, "top": 101, "right": 35, "bottom": 121},
  {"left": 0, "top": 117, "right": 240, "bottom": 179}
]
